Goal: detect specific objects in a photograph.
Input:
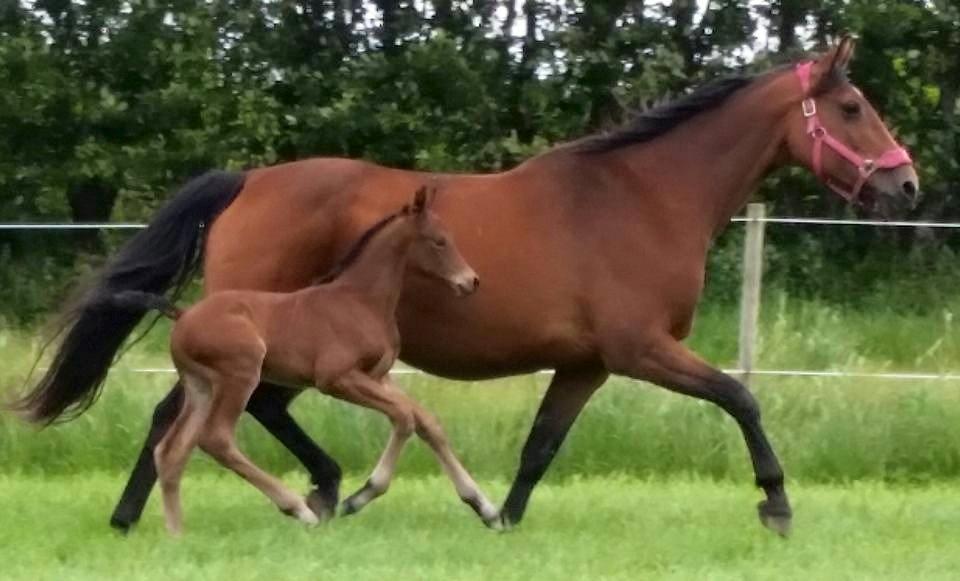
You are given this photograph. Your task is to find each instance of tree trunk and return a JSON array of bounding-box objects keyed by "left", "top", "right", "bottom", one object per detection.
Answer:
[
  {"left": 376, "top": 0, "right": 401, "bottom": 54},
  {"left": 66, "top": 178, "right": 118, "bottom": 253}
]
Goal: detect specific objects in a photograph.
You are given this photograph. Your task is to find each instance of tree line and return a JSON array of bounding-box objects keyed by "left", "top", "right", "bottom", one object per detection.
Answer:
[{"left": 0, "top": 1, "right": 958, "bottom": 320}]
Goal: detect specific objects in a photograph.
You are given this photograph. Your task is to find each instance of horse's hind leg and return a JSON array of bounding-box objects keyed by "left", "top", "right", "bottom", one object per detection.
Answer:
[
  {"left": 154, "top": 376, "right": 210, "bottom": 536},
  {"left": 199, "top": 376, "right": 318, "bottom": 525},
  {"left": 611, "top": 336, "right": 792, "bottom": 536},
  {"left": 110, "top": 381, "right": 184, "bottom": 532}
]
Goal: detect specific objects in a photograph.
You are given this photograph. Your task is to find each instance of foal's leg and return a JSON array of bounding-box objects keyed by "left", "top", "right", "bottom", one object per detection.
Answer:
[
  {"left": 199, "top": 376, "right": 318, "bottom": 525},
  {"left": 498, "top": 365, "right": 608, "bottom": 528},
  {"left": 246, "top": 383, "right": 342, "bottom": 521},
  {"left": 109, "top": 382, "right": 341, "bottom": 532},
  {"left": 614, "top": 337, "right": 792, "bottom": 535},
  {"left": 331, "top": 375, "right": 497, "bottom": 525},
  {"left": 387, "top": 380, "right": 499, "bottom": 526},
  {"left": 153, "top": 377, "right": 211, "bottom": 536},
  {"left": 321, "top": 372, "right": 416, "bottom": 516}
]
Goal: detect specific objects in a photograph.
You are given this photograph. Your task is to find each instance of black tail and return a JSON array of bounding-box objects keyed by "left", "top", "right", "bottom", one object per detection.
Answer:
[
  {"left": 8, "top": 170, "right": 246, "bottom": 425},
  {"left": 108, "top": 290, "right": 183, "bottom": 321}
]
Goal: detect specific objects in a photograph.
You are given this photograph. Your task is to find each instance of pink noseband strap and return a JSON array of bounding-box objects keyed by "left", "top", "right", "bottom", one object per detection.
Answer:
[{"left": 794, "top": 61, "right": 912, "bottom": 201}]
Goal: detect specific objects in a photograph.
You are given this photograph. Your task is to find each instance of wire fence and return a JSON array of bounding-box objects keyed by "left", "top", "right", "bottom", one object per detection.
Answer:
[
  {"left": 6, "top": 214, "right": 960, "bottom": 382},
  {"left": 6, "top": 217, "right": 960, "bottom": 229}
]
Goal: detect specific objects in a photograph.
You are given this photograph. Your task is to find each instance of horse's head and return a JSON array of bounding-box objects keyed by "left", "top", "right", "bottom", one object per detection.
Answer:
[
  {"left": 404, "top": 186, "right": 479, "bottom": 296},
  {"left": 783, "top": 35, "right": 919, "bottom": 217}
]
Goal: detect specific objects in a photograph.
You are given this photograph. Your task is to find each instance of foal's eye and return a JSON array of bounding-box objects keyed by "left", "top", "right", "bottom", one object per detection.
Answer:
[
  {"left": 433, "top": 238, "right": 447, "bottom": 248},
  {"left": 840, "top": 101, "right": 861, "bottom": 118}
]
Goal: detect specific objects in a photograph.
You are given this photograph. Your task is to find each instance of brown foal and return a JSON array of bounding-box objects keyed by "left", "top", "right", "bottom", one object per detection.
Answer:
[{"left": 120, "top": 188, "right": 496, "bottom": 534}]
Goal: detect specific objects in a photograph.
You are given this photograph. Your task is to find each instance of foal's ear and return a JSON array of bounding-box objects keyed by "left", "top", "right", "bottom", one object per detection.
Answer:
[
  {"left": 813, "top": 34, "right": 856, "bottom": 91},
  {"left": 412, "top": 186, "right": 428, "bottom": 215},
  {"left": 411, "top": 186, "right": 437, "bottom": 215}
]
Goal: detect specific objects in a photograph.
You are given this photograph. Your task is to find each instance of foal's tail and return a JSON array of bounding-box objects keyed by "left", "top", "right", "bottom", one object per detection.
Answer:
[
  {"left": 8, "top": 170, "right": 246, "bottom": 425},
  {"left": 108, "top": 291, "right": 183, "bottom": 321}
]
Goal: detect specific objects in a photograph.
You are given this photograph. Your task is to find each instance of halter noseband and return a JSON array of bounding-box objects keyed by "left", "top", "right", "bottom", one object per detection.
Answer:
[{"left": 794, "top": 61, "right": 912, "bottom": 202}]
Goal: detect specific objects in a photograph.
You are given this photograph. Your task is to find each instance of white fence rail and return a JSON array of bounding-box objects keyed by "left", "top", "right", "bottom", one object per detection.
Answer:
[{"left": 7, "top": 207, "right": 960, "bottom": 382}]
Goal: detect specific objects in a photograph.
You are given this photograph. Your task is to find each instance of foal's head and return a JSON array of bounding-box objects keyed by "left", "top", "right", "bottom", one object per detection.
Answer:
[
  {"left": 781, "top": 35, "right": 919, "bottom": 216},
  {"left": 403, "top": 187, "right": 479, "bottom": 296}
]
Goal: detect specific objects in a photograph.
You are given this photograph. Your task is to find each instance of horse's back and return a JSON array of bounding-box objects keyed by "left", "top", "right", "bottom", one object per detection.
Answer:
[{"left": 204, "top": 158, "right": 414, "bottom": 294}]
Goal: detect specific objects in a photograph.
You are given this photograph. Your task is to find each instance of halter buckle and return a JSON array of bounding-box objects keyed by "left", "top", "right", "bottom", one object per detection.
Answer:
[{"left": 801, "top": 98, "right": 817, "bottom": 118}]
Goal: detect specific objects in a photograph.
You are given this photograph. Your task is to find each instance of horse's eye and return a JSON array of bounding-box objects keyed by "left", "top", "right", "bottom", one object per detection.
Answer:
[
  {"left": 433, "top": 238, "right": 447, "bottom": 248},
  {"left": 841, "top": 101, "right": 861, "bottom": 118}
]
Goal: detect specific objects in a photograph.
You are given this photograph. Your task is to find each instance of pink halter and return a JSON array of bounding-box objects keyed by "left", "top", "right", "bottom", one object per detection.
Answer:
[{"left": 794, "top": 61, "right": 912, "bottom": 202}]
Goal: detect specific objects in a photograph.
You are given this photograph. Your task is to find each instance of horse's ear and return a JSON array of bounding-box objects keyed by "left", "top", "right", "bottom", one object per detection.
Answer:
[
  {"left": 812, "top": 34, "right": 856, "bottom": 91},
  {"left": 830, "top": 34, "right": 856, "bottom": 73}
]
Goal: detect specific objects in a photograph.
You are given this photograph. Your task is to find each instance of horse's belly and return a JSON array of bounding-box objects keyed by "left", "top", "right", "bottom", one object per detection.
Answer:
[{"left": 395, "top": 289, "right": 593, "bottom": 379}]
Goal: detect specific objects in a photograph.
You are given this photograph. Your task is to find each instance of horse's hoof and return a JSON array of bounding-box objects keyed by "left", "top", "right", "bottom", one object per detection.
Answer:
[
  {"left": 757, "top": 500, "right": 792, "bottom": 537},
  {"left": 109, "top": 516, "right": 135, "bottom": 535},
  {"left": 306, "top": 488, "right": 338, "bottom": 523}
]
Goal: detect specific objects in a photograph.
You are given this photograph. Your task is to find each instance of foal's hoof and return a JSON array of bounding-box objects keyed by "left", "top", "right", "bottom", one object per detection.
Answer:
[
  {"left": 483, "top": 515, "right": 507, "bottom": 532},
  {"left": 280, "top": 503, "right": 321, "bottom": 526},
  {"left": 339, "top": 496, "right": 362, "bottom": 517},
  {"left": 757, "top": 500, "right": 792, "bottom": 537},
  {"left": 306, "top": 488, "right": 338, "bottom": 523},
  {"left": 487, "top": 511, "right": 517, "bottom": 533}
]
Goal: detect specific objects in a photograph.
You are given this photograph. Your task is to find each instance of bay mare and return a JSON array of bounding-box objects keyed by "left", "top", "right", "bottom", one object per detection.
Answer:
[
  {"left": 13, "top": 37, "right": 918, "bottom": 535},
  {"left": 110, "top": 188, "right": 496, "bottom": 534}
]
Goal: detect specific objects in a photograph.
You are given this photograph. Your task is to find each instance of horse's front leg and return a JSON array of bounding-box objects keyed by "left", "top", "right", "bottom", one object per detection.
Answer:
[{"left": 498, "top": 365, "right": 608, "bottom": 528}]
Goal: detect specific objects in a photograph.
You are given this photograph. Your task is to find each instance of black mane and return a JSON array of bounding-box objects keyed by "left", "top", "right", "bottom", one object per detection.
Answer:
[
  {"left": 575, "top": 74, "right": 756, "bottom": 152},
  {"left": 312, "top": 211, "right": 402, "bottom": 285}
]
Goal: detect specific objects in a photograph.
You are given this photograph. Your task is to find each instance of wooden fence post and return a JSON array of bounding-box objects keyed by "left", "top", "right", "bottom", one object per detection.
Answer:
[{"left": 737, "top": 203, "right": 766, "bottom": 386}]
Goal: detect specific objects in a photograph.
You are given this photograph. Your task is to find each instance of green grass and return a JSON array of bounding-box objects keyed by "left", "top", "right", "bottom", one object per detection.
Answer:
[
  {"left": 4, "top": 295, "right": 960, "bottom": 483},
  {"left": 1, "top": 474, "right": 959, "bottom": 580}
]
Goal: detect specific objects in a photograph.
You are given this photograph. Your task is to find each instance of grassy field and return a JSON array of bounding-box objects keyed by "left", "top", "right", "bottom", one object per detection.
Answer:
[{"left": 2, "top": 473, "right": 959, "bottom": 580}]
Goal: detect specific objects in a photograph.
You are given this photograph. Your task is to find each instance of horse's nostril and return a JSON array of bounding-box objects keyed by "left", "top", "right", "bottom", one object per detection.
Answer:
[
  {"left": 902, "top": 180, "right": 917, "bottom": 197},
  {"left": 472, "top": 276, "right": 480, "bottom": 289}
]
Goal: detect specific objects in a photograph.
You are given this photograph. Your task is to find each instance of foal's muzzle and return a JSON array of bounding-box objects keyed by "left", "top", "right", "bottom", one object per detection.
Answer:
[{"left": 451, "top": 272, "right": 480, "bottom": 296}]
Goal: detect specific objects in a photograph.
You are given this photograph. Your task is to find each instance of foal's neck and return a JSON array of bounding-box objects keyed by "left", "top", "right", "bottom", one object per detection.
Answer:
[{"left": 337, "top": 217, "right": 415, "bottom": 318}]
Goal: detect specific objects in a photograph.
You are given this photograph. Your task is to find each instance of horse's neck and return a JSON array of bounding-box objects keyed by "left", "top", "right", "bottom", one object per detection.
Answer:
[
  {"left": 614, "top": 71, "right": 796, "bottom": 236},
  {"left": 338, "top": 219, "right": 414, "bottom": 317}
]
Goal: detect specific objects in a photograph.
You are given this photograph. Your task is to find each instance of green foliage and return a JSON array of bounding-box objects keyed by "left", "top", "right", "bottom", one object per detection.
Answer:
[{"left": 1, "top": 1, "right": 959, "bottom": 323}]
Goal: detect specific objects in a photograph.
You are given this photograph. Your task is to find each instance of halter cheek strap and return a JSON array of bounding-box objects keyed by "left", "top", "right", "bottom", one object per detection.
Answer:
[{"left": 794, "top": 61, "right": 912, "bottom": 202}]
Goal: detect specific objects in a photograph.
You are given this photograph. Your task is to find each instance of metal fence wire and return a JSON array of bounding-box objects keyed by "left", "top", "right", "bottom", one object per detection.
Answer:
[{"left": 7, "top": 209, "right": 960, "bottom": 382}]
